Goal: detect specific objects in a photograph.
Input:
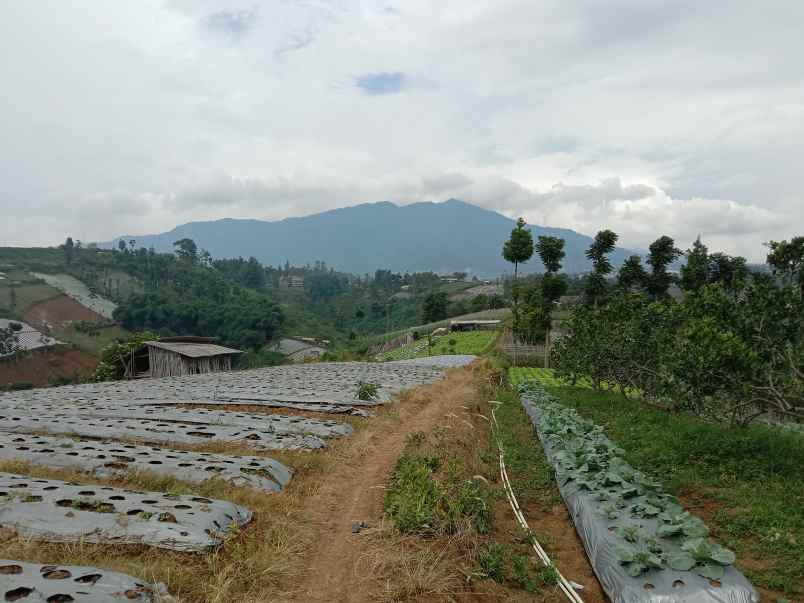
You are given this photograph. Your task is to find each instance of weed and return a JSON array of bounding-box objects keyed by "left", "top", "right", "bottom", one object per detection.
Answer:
[
  {"left": 356, "top": 381, "right": 379, "bottom": 401},
  {"left": 478, "top": 542, "right": 507, "bottom": 582},
  {"left": 512, "top": 554, "right": 537, "bottom": 591}
]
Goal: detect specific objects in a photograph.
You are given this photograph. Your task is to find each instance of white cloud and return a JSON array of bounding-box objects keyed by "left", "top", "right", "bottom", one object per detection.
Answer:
[{"left": 0, "top": 0, "right": 801, "bottom": 262}]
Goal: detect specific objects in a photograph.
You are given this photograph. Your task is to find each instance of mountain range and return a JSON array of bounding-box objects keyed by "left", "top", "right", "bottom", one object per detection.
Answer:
[{"left": 106, "top": 199, "right": 636, "bottom": 276}]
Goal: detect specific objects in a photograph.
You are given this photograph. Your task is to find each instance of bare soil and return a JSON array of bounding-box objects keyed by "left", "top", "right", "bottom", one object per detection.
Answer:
[
  {"left": 23, "top": 293, "right": 105, "bottom": 331},
  {"left": 0, "top": 346, "right": 98, "bottom": 387},
  {"left": 287, "top": 374, "right": 477, "bottom": 602}
]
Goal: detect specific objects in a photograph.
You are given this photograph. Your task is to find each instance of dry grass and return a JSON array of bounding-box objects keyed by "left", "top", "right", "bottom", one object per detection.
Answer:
[
  {"left": 0, "top": 365, "right": 525, "bottom": 602},
  {"left": 0, "top": 430, "right": 356, "bottom": 602},
  {"left": 349, "top": 365, "right": 499, "bottom": 601},
  {"left": 358, "top": 522, "right": 468, "bottom": 602},
  {"left": 0, "top": 375, "right": 443, "bottom": 602}
]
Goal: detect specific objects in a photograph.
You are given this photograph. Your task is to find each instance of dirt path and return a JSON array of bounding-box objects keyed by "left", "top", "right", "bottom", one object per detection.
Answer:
[{"left": 289, "top": 369, "right": 478, "bottom": 602}]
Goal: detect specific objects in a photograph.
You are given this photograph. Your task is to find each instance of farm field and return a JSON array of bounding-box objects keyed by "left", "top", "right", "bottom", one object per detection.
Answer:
[
  {"left": 0, "top": 358, "right": 476, "bottom": 601},
  {"left": 376, "top": 330, "right": 498, "bottom": 361},
  {"left": 369, "top": 308, "right": 511, "bottom": 346},
  {"left": 0, "top": 346, "right": 99, "bottom": 388},
  {"left": 32, "top": 272, "right": 117, "bottom": 318},
  {"left": 511, "top": 370, "right": 804, "bottom": 600},
  {"left": 51, "top": 323, "right": 130, "bottom": 356},
  {"left": 509, "top": 366, "right": 641, "bottom": 395},
  {"left": 0, "top": 271, "right": 61, "bottom": 319}
]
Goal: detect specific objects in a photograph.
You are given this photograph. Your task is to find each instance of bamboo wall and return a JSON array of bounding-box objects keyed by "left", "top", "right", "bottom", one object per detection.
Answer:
[{"left": 147, "top": 347, "right": 233, "bottom": 378}]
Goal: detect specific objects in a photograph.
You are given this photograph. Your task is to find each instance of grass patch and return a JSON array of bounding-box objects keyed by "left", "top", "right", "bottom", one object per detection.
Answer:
[
  {"left": 0, "top": 280, "right": 61, "bottom": 318},
  {"left": 491, "top": 388, "right": 561, "bottom": 512},
  {"left": 543, "top": 384, "right": 804, "bottom": 597},
  {"left": 53, "top": 323, "right": 130, "bottom": 355},
  {"left": 385, "top": 430, "right": 494, "bottom": 537},
  {"left": 369, "top": 365, "right": 573, "bottom": 601},
  {"left": 377, "top": 330, "right": 499, "bottom": 361}
]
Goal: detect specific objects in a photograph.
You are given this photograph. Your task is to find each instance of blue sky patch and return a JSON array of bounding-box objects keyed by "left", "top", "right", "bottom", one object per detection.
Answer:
[{"left": 355, "top": 72, "right": 406, "bottom": 95}]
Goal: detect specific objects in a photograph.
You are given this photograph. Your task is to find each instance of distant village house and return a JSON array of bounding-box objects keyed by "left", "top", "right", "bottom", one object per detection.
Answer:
[
  {"left": 279, "top": 275, "right": 305, "bottom": 288},
  {"left": 271, "top": 337, "right": 328, "bottom": 362}
]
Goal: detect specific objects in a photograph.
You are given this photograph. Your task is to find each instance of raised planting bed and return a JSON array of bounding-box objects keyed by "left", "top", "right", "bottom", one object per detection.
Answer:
[
  {"left": 0, "top": 559, "right": 166, "bottom": 602},
  {"left": 0, "top": 473, "right": 251, "bottom": 552},
  {"left": 0, "top": 433, "right": 291, "bottom": 493},
  {"left": 0, "top": 413, "right": 326, "bottom": 451},
  {"left": 517, "top": 381, "right": 758, "bottom": 603}
]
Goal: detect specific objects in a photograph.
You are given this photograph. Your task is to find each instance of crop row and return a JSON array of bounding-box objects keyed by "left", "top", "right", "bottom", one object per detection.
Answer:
[{"left": 517, "top": 380, "right": 758, "bottom": 602}]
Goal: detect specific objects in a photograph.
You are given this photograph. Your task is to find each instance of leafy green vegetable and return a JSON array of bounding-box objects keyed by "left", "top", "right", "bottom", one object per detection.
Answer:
[
  {"left": 518, "top": 381, "right": 741, "bottom": 584},
  {"left": 679, "top": 538, "right": 736, "bottom": 578},
  {"left": 615, "top": 544, "right": 664, "bottom": 577},
  {"left": 615, "top": 525, "right": 642, "bottom": 543}
]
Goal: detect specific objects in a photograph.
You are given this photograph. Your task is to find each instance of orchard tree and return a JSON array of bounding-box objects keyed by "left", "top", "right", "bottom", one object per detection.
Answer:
[
  {"left": 709, "top": 253, "right": 748, "bottom": 292},
  {"left": 502, "top": 217, "right": 534, "bottom": 280},
  {"left": 766, "top": 237, "right": 804, "bottom": 295},
  {"left": 646, "top": 236, "right": 681, "bottom": 299},
  {"left": 680, "top": 237, "right": 709, "bottom": 292},
  {"left": 535, "top": 235, "right": 567, "bottom": 367},
  {"left": 584, "top": 229, "right": 619, "bottom": 305},
  {"left": 681, "top": 238, "right": 748, "bottom": 294},
  {"left": 618, "top": 255, "right": 648, "bottom": 292}
]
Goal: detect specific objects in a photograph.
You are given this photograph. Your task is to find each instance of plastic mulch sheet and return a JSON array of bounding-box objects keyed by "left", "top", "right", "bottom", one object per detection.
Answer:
[
  {"left": 0, "top": 559, "right": 167, "bottom": 602},
  {"left": 520, "top": 386, "right": 759, "bottom": 603}
]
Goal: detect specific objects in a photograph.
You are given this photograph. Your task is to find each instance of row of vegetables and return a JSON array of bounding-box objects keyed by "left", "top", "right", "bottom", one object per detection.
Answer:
[{"left": 515, "top": 379, "right": 758, "bottom": 602}]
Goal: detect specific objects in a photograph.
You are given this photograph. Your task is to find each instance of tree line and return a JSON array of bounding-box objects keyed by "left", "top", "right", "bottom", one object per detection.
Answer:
[{"left": 501, "top": 221, "right": 803, "bottom": 426}]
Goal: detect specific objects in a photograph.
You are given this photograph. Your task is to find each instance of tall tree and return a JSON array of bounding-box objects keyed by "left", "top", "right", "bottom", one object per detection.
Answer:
[
  {"left": 709, "top": 253, "right": 748, "bottom": 292},
  {"left": 618, "top": 255, "right": 648, "bottom": 292},
  {"left": 421, "top": 292, "right": 449, "bottom": 324},
  {"left": 173, "top": 238, "right": 198, "bottom": 264},
  {"left": 63, "top": 237, "right": 75, "bottom": 264},
  {"left": 584, "top": 229, "right": 619, "bottom": 305},
  {"left": 646, "top": 236, "right": 681, "bottom": 299},
  {"left": 766, "top": 237, "right": 804, "bottom": 295},
  {"left": 680, "top": 236, "right": 709, "bottom": 293},
  {"left": 535, "top": 235, "right": 567, "bottom": 367},
  {"left": 502, "top": 217, "right": 534, "bottom": 280}
]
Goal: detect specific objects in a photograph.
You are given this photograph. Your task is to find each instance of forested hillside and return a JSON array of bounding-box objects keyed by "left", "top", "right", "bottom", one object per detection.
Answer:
[
  {"left": 106, "top": 199, "right": 638, "bottom": 275},
  {"left": 1, "top": 240, "right": 512, "bottom": 353}
]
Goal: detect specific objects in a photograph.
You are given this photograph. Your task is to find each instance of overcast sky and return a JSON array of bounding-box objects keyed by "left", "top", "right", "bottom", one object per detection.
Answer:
[{"left": 1, "top": 1, "right": 802, "bottom": 260}]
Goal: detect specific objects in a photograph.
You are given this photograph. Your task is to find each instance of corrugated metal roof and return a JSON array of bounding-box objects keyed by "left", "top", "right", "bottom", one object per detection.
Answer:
[{"left": 144, "top": 341, "right": 243, "bottom": 358}]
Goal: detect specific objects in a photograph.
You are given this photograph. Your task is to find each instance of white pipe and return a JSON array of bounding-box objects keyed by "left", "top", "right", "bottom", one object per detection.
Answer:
[{"left": 490, "top": 402, "right": 585, "bottom": 603}]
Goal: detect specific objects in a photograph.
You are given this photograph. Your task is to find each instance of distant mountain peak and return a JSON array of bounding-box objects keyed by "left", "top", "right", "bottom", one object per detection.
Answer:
[{"left": 106, "top": 199, "right": 635, "bottom": 276}]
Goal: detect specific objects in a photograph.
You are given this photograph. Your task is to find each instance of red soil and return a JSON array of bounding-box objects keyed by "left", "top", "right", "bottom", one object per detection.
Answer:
[
  {"left": 24, "top": 294, "right": 105, "bottom": 331},
  {"left": 0, "top": 346, "right": 98, "bottom": 388}
]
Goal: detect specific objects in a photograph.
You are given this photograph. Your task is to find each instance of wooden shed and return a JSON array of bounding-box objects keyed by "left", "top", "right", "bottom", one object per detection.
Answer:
[{"left": 143, "top": 340, "right": 243, "bottom": 378}]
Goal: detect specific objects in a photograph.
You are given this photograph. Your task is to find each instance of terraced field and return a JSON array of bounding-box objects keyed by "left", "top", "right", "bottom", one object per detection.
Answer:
[{"left": 0, "top": 357, "right": 474, "bottom": 601}]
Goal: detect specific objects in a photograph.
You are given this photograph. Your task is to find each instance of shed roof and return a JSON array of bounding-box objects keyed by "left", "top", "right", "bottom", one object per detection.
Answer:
[
  {"left": 144, "top": 341, "right": 243, "bottom": 358},
  {"left": 449, "top": 320, "right": 502, "bottom": 326}
]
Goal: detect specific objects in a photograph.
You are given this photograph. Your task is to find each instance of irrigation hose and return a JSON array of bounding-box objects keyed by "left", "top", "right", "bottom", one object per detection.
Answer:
[{"left": 490, "top": 402, "right": 585, "bottom": 603}]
